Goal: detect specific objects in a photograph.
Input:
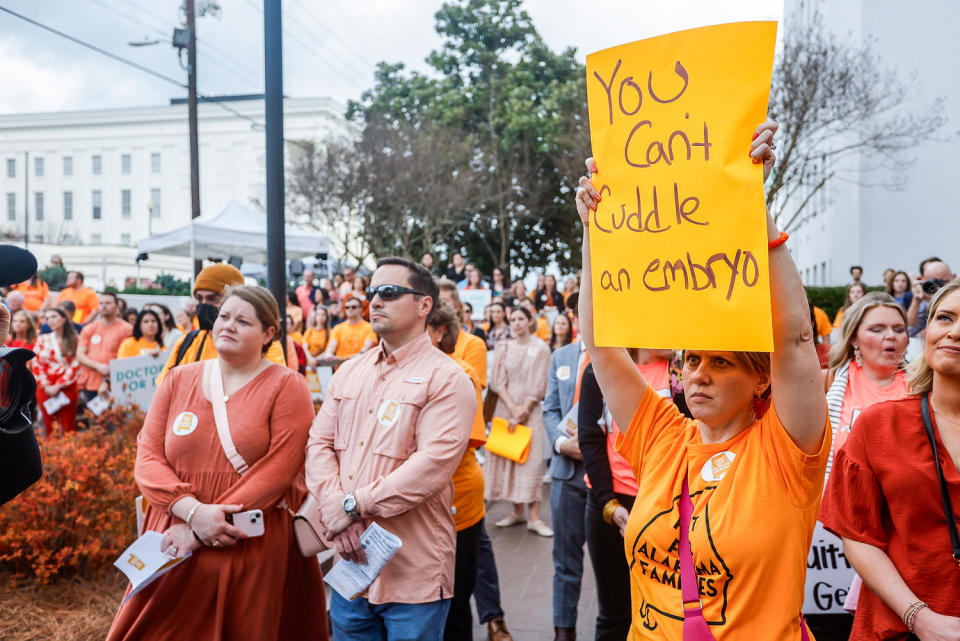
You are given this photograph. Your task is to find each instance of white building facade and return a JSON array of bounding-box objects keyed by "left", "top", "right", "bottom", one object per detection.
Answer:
[
  {"left": 0, "top": 95, "right": 345, "bottom": 288},
  {"left": 785, "top": 0, "right": 959, "bottom": 286}
]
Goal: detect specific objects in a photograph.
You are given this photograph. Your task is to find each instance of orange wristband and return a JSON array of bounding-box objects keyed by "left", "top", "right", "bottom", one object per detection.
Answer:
[{"left": 768, "top": 230, "right": 789, "bottom": 250}]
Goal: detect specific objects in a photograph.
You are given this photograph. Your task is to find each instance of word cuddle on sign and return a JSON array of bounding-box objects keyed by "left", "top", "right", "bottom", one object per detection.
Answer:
[{"left": 586, "top": 22, "right": 778, "bottom": 350}]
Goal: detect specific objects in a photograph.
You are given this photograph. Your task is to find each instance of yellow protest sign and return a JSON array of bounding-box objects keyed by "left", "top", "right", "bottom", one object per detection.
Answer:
[{"left": 586, "top": 21, "right": 777, "bottom": 350}]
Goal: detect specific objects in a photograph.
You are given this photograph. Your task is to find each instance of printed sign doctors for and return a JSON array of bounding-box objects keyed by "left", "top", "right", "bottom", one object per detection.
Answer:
[
  {"left": 110, "top": 351, "right": 169, "bottom": 410},
  {"left": 585, "top": 22, "right": 777, "bottom": 350}
]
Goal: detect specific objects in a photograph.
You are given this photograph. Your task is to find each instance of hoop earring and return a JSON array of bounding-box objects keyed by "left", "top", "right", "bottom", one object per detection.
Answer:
[{"left": 853, "top": 344, "right": 863, "bottom": 368}]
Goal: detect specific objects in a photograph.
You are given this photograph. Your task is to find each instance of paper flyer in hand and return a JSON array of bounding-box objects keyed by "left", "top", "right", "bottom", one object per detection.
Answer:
[
  {"left": 560, "top": 402, "right": 580, "bottom": 437},
  {"left": 323, "top": 522, "right": 403, "bottom": 600},
  {"left": 114, "top": 530, "right": 191, "bottom": 605}
]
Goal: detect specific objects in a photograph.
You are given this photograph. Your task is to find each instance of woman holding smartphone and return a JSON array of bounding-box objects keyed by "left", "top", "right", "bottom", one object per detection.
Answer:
[{"left": 107, "top": 286, "right": 327, "bottom": 641}]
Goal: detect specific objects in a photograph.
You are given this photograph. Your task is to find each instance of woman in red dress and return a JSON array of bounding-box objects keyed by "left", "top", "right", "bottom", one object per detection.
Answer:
[
  {"left": 31, "top": 307, "right": 79, "bottom": 437},
  {"left": 821, "top": 278, "right": 960, "bottom": 639},
  {"left": 107, "top": 286, "right": 327, "bottom": 641}
]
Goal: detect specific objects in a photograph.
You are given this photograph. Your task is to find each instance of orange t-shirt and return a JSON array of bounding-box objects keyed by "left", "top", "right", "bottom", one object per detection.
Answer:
[
  {"left": 535, "top": 317, "right": 550, "bottom": 342},
  {"left": 450, "top": 355, "right": 487, "bottom": 531},
  {"left": 15, "top": 280, "right": 49, "bottom": 311},
  {"left": 329, "top": 320, "right": 377, "bottom": 358},
  {"left": 57, "top": 286, "right": 99, "bottom": 322},
  {"left": 302, "top": 327, "right": 328, "bottom": 356},
  {"left": 604, "top": 360, "right": 671, "bottom": 496},
  {"left": 117, "top": 336, "right": 160, "bottom": 359},
  {"left": 813, "top": 306, "right": 832, "bottom": 339},
  {"left": 453, "top": 330, "right": 487, "bottom": 389},
  {"left": 832, "top": 362, "right": 907, "bottom": 459},
  {"left": 617, "top": 387, "right": 829, "bottom": 640},
  {"left": 78, "top": 319, "right": 133, "bottom": 390},
  {"left": 832, "top": 308, "right": 845, "bottom": 329}
]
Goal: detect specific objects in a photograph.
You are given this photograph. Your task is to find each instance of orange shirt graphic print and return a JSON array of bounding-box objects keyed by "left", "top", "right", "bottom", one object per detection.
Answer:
[{"left": 628, "top": 486, "right": 733, "bottom": 632}]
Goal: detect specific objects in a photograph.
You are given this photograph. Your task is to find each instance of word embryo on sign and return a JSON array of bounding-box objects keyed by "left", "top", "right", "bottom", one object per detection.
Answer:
[{"left": 586, "top": 22, "right": 777, "bottom": 350}]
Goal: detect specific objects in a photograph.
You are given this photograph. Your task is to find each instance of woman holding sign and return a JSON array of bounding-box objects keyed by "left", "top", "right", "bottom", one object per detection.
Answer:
[
  {"left": 485, "top": 305, "right": 553, "bottom": 537},
  {"left": 575, "top": 121, "right": 829, "bottom": 640},
  {"left": 107, "top": 285, "right": 326, "bottom": 641}
]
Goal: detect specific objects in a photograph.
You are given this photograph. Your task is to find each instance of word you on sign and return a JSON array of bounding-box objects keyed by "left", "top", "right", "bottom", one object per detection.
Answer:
[{"left": 586, "top": 21, "right": 777, "bottom": 350}]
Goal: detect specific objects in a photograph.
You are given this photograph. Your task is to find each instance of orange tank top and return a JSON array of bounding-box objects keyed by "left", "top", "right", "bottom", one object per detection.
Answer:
[{"left": 832, "top": 362, "right": 907, "bottom": 461}]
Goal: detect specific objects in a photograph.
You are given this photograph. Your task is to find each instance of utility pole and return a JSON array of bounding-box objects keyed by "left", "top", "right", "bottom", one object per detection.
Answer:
[
  {"left": 186, "top": 0, "right": 201, "bottom": 277},
  {"left": 264, "top": 0, "right": 286, "bottom": 347},
  {"left": 23, "top": 151, "right": 28, "bottom": 250}
]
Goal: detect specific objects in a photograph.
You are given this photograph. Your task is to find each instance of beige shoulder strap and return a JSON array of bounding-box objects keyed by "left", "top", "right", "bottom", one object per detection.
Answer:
[{"left": 206, "top": 359, "right": 249, "bottom": 476}]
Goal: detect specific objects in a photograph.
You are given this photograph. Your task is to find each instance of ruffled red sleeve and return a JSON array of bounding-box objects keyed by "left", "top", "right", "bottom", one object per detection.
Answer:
[{"left": 819, "top": 423, "right": 889, "bottom": 550}]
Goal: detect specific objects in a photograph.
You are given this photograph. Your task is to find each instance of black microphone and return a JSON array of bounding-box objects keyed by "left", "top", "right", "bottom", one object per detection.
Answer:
[{"left": 0, "top": 245, "right": 38, "bottom": 287}]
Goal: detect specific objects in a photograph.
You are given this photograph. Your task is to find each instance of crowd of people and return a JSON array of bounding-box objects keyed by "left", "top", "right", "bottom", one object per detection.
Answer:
[{"left": 6, "top": 125, "right": 960, "bottom": 641}]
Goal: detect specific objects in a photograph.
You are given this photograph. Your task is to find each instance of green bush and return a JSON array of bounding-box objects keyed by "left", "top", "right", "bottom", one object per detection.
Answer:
[
  {"left": 805, "top": 286, "right": 848, "bottom": 319},
  {"left": 120, "top": 273, "right": 191, "bottom": 296},
  {"left": 806, "top": 285, "right": 887, "bottom": 319}
]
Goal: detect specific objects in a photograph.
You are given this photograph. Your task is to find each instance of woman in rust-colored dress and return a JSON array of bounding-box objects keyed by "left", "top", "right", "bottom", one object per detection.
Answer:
[{"left": 107, "top": 286, "right": 327, "bottom": 641}]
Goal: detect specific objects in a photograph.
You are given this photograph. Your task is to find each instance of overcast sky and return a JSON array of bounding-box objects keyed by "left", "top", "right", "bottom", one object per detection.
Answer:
[{"left": 0, "top": 0, "right": 782, "bottom": 115}]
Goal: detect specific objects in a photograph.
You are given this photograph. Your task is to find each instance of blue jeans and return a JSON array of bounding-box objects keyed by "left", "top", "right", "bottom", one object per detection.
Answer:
[
  {"left": 550, "top": 463, "right": 587, "bottom": 628},
  {"left": 330, "top": 592, "right": 451, "bottom": 641}
]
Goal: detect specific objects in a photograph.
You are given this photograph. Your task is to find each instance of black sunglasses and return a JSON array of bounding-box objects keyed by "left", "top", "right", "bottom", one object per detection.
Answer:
[{"left": 366, "top": 284, "right": 426, "bottom": 301}]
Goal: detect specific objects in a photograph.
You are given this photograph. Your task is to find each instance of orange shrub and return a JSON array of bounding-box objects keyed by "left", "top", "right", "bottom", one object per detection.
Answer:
[{"left": 0, "top": 406, "right": 143, "bottom": 584}]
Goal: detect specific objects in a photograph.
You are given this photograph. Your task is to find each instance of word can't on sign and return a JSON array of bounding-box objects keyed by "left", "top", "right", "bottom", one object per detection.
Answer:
[{"left": 585, "top": 21, "right": 777, "bottom": 350}]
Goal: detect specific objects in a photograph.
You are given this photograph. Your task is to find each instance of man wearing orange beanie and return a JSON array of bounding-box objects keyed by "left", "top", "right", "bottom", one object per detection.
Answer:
[{"left": 156, "top": 263, "right": 288, "bottom": 383}]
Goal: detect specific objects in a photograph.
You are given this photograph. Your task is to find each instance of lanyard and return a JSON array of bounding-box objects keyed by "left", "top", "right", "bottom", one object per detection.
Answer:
[{"left": 921, "top": 394, "right": 960, "bottom": 567}]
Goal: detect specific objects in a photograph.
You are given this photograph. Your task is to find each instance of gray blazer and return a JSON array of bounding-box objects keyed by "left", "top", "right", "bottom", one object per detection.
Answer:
[{"left": 543, "top": 341, "right": 582, "bottom": 480}]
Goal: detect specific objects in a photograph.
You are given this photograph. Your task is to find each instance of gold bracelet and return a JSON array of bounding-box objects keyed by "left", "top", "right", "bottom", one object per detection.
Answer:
[
  {"left": 602, "top": 499, "right": 623, "bottom": 525},
  {"left": 185, "top": 502, "right": 202, "bottom": 528},
  {"left": 901, "top": 600, "right": 927, "bottom": 633}
]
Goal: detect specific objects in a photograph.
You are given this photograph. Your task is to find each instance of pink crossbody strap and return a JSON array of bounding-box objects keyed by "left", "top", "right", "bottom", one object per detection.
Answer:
[{"left": 678, "top": 477, "right": 810, "bottom": 641}]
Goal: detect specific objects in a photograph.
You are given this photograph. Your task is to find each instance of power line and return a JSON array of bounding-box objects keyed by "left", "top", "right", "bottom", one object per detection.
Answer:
[
  {"left": 241, "top": 0, "right": 367, "bottom": 91},
  {"left": 0, "top": 5, "right": 267, "bottom": 128},
  {"left": 290, "top": 0, "right": 375, "bottom": 71},
  {"left": 285, "top": 1, "right": 373, "bottom": 82},
  {"left": 0, "top": 5, "right": 188, "bottom": 89},
  {"left": 84, "top": 0, "right": 260, "bottom": 87}
]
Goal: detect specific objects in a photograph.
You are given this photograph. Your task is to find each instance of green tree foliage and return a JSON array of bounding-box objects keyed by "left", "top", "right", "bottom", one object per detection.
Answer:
[{"left": 342, "top": 0, "right": 589, "bottom": 276}]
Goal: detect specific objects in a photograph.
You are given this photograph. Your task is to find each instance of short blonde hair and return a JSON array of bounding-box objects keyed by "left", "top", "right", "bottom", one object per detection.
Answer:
[
  {"left": 907, "top": 278, "right": 960, "bottom": 394},
  {"left": 221, "top": 285, "right": 281, "bottom": 353},
  {"left": 828, "top": 292, "right": 907, "bottom": 370}
]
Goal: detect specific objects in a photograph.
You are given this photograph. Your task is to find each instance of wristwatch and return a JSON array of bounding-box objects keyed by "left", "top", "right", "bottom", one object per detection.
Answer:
[{"left": 342, "top": 492, "right": 360, "bottom": 519}]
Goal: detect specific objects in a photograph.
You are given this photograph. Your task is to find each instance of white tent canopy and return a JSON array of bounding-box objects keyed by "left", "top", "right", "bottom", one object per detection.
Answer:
[{"left": 137, "top": 200, "right": 330, "bottom": 263}]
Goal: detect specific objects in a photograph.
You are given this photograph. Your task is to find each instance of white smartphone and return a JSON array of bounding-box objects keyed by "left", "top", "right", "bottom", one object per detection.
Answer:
[{"left": 229, "top": 509, "right": 265, "bottom": 538}]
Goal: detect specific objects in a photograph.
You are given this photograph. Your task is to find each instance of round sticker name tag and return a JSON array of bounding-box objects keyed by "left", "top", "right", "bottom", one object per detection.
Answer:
[
  {"left": 378, "top": 400, "right": 401, "bottom": 427},
  {"left": 527, "top": 345, "right": 539, "bottom": 358},
  {"left": 172, "top": 411, "right": 198, "bottom": 436},
  {"left": 91, "top": 334, "right": 102, "bottom": 345},
  {"left": 556, "top": 365, "right": 571, "bottom": 381},
  {"left": 701, "top": 451, "right": 736, "bottom": 482}
]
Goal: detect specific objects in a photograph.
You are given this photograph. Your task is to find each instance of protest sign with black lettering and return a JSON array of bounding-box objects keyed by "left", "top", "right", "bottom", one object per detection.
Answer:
[
  {"left": 803, "top": 522, "right": 855, "bottom": 615},
  {"left": 586, "top": 22, "right": 777, "bottom": 350}
]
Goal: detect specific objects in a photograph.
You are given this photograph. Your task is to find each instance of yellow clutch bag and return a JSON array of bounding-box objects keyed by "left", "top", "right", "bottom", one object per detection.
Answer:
[{"left": 486, "top": 417, "right": 532, "bottom": 464}]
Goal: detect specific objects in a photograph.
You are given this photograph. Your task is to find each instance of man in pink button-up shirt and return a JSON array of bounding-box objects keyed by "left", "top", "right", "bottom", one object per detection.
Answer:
[{"left": 306, "top": 257, "right": 476, "bottom": 639}]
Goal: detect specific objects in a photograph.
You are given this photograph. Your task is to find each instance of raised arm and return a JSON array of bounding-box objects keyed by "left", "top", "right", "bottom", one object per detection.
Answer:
[
  {"left": 575, "top": 163, "right": 648, "bottom": 432},
  {"left": 752, "top": 122, "right": 827, "bottom": 454}
]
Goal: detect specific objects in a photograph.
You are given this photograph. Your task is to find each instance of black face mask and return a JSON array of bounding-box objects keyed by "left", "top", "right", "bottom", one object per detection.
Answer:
[{"left": 196, "top": 303, "right": 219, "bottom": 331}]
